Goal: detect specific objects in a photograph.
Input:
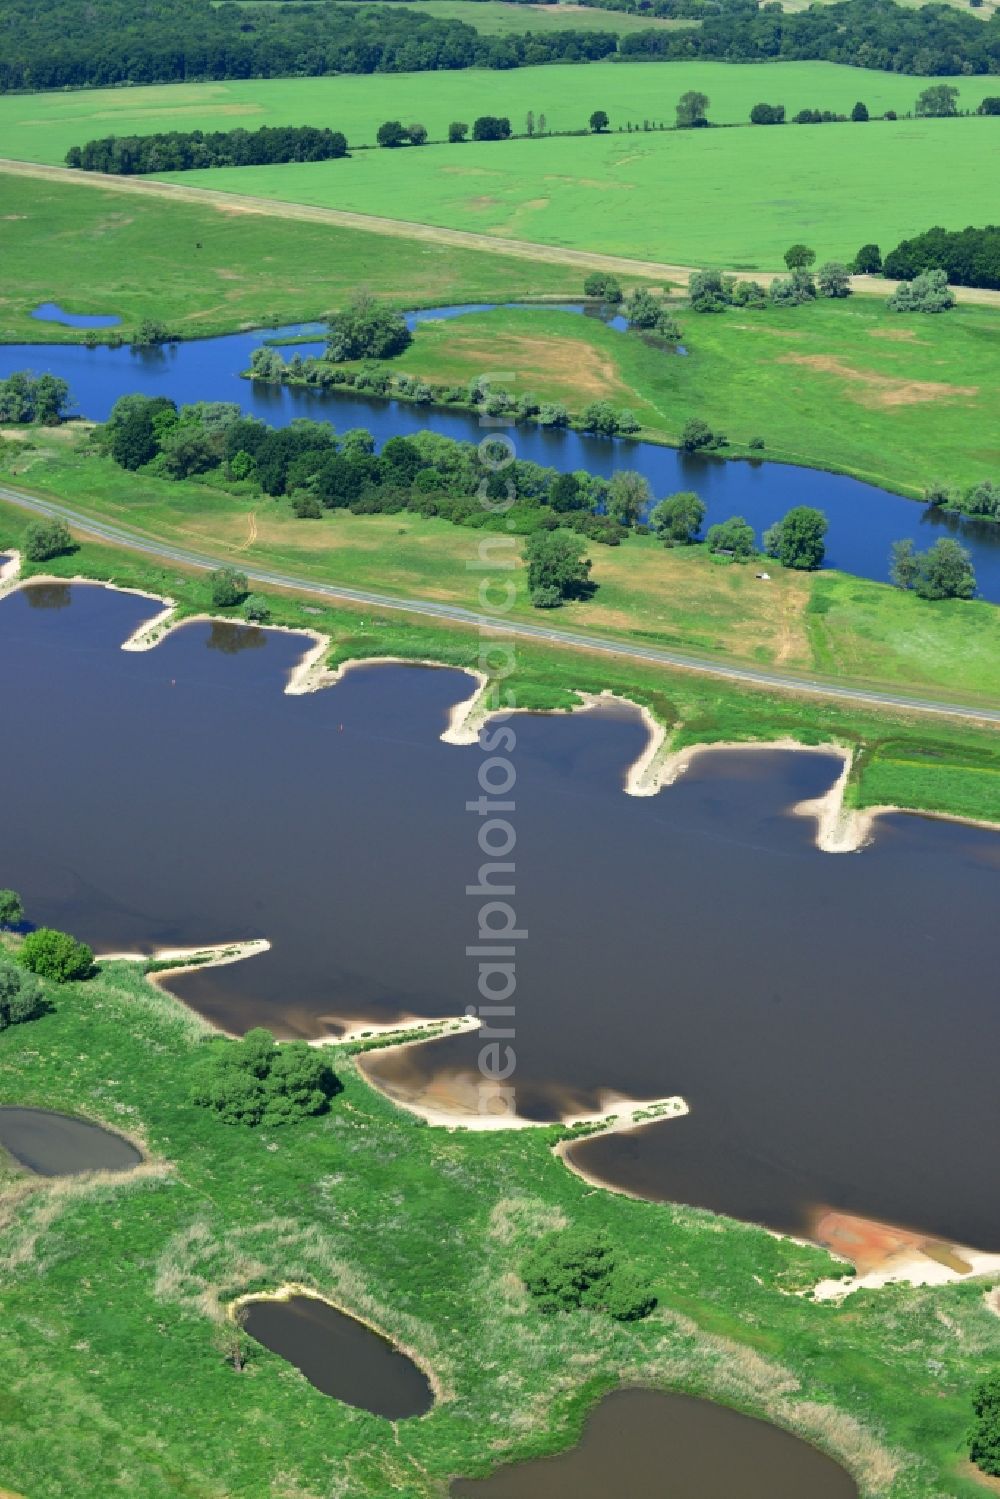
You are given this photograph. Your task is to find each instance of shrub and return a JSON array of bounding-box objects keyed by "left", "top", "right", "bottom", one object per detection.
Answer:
[
  {"left": 472, "top": 115, "right": 511, "bottom": 141},
  {"left": 817, "top": 261, "right": 852, "bottom": 298},
  {"left": 649, "top": 490, "right": 705, "bottom": 544},
  {"left": 730, "top": 279, "right": 766, "bottom": 308},
  {"left": 448, "top": 120, "right": 468, "bottom": 142},
  {"left": 0, "top": 958, "right": 44, "bottom": 1030},
  {"left": 580, "top": 400, "right": 620, "bottom": 436},
  {"left": 583, "top": 271, "right": 622, "bottom": 304},
  {"left": 625, "top": 287, "right": 674, "bottom": 329},
  {"left": 853, "top": 242, "right": 883, "bottom": 275},
  {"left": 0, "top": 889, "right": 24, "bottom": 928},
  {"left": 688, "top": 269, "right": 732, "bottom": 312},
  {"left": 376, "top": 119, "right": 408, "bottom": 148},
  {"left": 326, "top": 294, "right": 412, "bottom": 361},
  {"left": 131, "top": 318, "right": 170, "bottom": 348},
  {"left": 18, "top": 927, "right": 93, "bottom": 982},
  {"left": 890, "top": 537, "right": 976, "bottom": 598},
  {"left": 769, "top": 269, "right": 816, "bottom": 305},
  {"left": 970, "top": 1372, "right": 1000, "bottom": 1476},
  {"left": 763, "top": 505, "right": 828, "bottom": 569},
  {"left": 706, "top": 515, "right": 756, "bottom": 560},
  {"left": 680, "top": 417, "right": 726, "bottom": 451},
  {"left": 292, "top": 493, "right": 322, "bottom": 519},
  {"left": 886, "top": 268, "right": 955, "bottom": 313},
  {"left": 784, "top": 243, "right": 816, "bottom": 270},
  {"left": 750, "top": 102, "right": 785, "bottom": 124},
  {"left": 521, "top": 1226, "right": 656, "bottom": 1322},
  {"left": 23, "top": 518, "right": 73, "bottom": 562},
  {"left": 243, "top": 594, "right": 271, "bottom": 622},
  {"left": 191, "top": 1028, "right": 341, "bottom": 1127},
  {"left": 209, "top": 567, "right": 249, "bottom": 608},
  {"left": 525, "top": 529, "right": 592, "bottom": 605}
]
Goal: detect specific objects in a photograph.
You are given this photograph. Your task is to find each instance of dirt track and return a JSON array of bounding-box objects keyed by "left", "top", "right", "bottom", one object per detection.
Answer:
[{"left": 4, "top": 156, "right": 999, "bottom": 307}]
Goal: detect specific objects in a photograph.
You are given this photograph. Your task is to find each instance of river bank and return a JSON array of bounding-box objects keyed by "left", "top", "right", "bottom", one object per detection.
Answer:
[{"left": 5, "top": 947, "right": 964, "bottom": 1499}]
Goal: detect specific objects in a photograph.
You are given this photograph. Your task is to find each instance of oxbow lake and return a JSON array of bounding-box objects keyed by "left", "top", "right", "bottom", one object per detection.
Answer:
[
  {"left": 1, "top": 582, "right": 997, "bottom": 1248},
  {"left": 5, "top": 305, "right": 1000, "bottom": 599}
]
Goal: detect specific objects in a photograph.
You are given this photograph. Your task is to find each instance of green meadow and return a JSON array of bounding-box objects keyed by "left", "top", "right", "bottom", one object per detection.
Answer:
[
  {"left": 0, "top": 62, "right": 990, "bottom": 164},
  {"left": 2, "top": 937, "right": 998, "bottom": 1499},
  {"left": 378, "top": 0, "right": 697, "bottom": 33},
  {"left": 0, "top": 172, "right": 590, "bottom": 341},
  {"left": 380, "top": 298, "right": 1000, "bottom": 494},
  {"left": 161, "top": 114, "right": 996, "bottom": 270}
]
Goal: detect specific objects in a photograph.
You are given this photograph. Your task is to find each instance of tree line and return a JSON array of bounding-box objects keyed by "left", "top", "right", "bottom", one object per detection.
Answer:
[
  {"left": 615, "top": 0, "right": 1000, "bottom": 76},
  {"left": 0, "top": 0, "right": 617, "bottom": 93},
  {"left": 6, "top": 0, "right": 1000, "bottom": 92},
  {"left": 65, "top": 126, "right": 349, "bottom": 175},
  {"left": 883, "top": 224, "right": 1000, "bottom": 291}
]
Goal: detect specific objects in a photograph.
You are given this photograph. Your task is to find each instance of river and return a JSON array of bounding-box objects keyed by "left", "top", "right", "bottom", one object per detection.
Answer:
[
  {"left": 3, "top": 306, "right": 1000, "bottom": 599},
  {"left": 1, "top": 581, "right": 997, "bottom": 1248}
]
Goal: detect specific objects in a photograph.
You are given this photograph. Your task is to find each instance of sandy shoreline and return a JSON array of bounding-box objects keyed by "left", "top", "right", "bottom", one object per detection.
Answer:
[{"left": 6, "top": 560, "right": 1000, "bottom": 850}]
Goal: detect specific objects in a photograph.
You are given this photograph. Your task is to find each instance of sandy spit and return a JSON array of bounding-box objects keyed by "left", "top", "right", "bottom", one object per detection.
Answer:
[
  {"left": 813, "top": 1246, "right": 1000, "bottom": 1302},
  {"left": 96, "top": 938, "right": 270, "bottom": 970},
  {"left": 347, "top": 1016, "right": 689, "bottom": 1137}
]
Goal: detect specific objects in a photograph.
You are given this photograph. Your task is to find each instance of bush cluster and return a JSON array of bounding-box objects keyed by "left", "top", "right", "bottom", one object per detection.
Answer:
[
  {"left": 0, "top": 958, "right": 44, "bottom": 1031},
  {"left": 190, "top": 1028, "right": 341, "bottom": 1127},
  {"left": 66, "top": 125, "right": 347, "bottom": 175},
  {"left": 521, "top": 1226, "right": 657, "bottom": 1322}
]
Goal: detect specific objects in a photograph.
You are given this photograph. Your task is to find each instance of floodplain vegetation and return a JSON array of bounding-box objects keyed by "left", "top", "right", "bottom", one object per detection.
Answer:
[{"left": 0, "top": 914, "right": 999, "bottom": 1498}]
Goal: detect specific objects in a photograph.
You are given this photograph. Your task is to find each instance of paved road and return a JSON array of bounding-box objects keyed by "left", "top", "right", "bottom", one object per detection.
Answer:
[
  {"left": 3, "top": 157, "right": 999, "bottom": 308},
  {"left": 3, "top": 479, "right": 1000, "bottom": 726}
]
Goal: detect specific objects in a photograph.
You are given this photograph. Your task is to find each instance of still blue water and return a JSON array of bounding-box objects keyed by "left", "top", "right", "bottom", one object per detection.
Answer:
[{"left": 3, "top": 307, "right": 997, "bottom": 597}]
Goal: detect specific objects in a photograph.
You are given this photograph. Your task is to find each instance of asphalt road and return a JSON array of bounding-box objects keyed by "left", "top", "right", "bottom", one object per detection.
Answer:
[{"left": 3, "top": 478, "right": 1000, "bottom": 726}]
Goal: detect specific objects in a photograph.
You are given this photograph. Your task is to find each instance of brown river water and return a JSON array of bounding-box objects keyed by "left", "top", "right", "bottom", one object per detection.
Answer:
[{"left": 1, "top": 583, "right": 997, "bottom": 1247}]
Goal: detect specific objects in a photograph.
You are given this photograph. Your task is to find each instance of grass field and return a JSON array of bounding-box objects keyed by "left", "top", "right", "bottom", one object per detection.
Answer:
[
  {"left": 4, "top": 170, "right": 998, "bottom": 496},
  {"left": 1, "top": 938, "right": 998, "bottom": 1498},
  {"left": 0, "top": 173, "right": 597, "bottom": 341},
  {"left": 6, "top": 426, "right": 1000, "bottom": 715},
  {"left": 158, "top": 114, "right": 997, "bottom": 270},
  {"left": 0, "top": 63, "right": 991, "bottom": 164},
  {"left": 375, "top": 0, "right": 698, "bottom": 31},
  {"left": 374, "top": 299, "right": 1000, "bottom": 493}
]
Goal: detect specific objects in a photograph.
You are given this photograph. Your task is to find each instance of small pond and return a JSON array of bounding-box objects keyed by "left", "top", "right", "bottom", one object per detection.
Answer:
[
  {"left": 450, "top": 1387, "right": 858, "bottom": 1499},
  {"left": 242, "top": 1293, "right": 434, "bottom": 1419},
  {"left": 31, "top": 303, "right": 122, "bottom": 329},
  {"left": 0, "top": 1105, "right": 142, "bottom": 1176}
]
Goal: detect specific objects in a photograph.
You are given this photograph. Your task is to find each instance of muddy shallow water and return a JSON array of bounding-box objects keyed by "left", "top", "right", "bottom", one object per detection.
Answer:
[
  {"left": 0, "top": 583, "right": 997, "bottom": 1244},
  {"left": 0, "top": 1106, "right": 141, "bottom": 1176},
  {"left": 241, "top": 1294, "right": 434, "bottom": 1418},
  {"left": 450, "top": 1387, "right": 858, "bottom": 1499}
]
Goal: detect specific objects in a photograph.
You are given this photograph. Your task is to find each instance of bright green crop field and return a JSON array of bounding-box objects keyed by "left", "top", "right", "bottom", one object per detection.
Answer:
[
  {"left": 377, "top": 0, "right": 698, "bottom": 32},
  {"left": 0, "top": 62, "right": 992, "bottom": 163},
  {"left": 157, "top": 114, "right": 997, "bottom": 270}
]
